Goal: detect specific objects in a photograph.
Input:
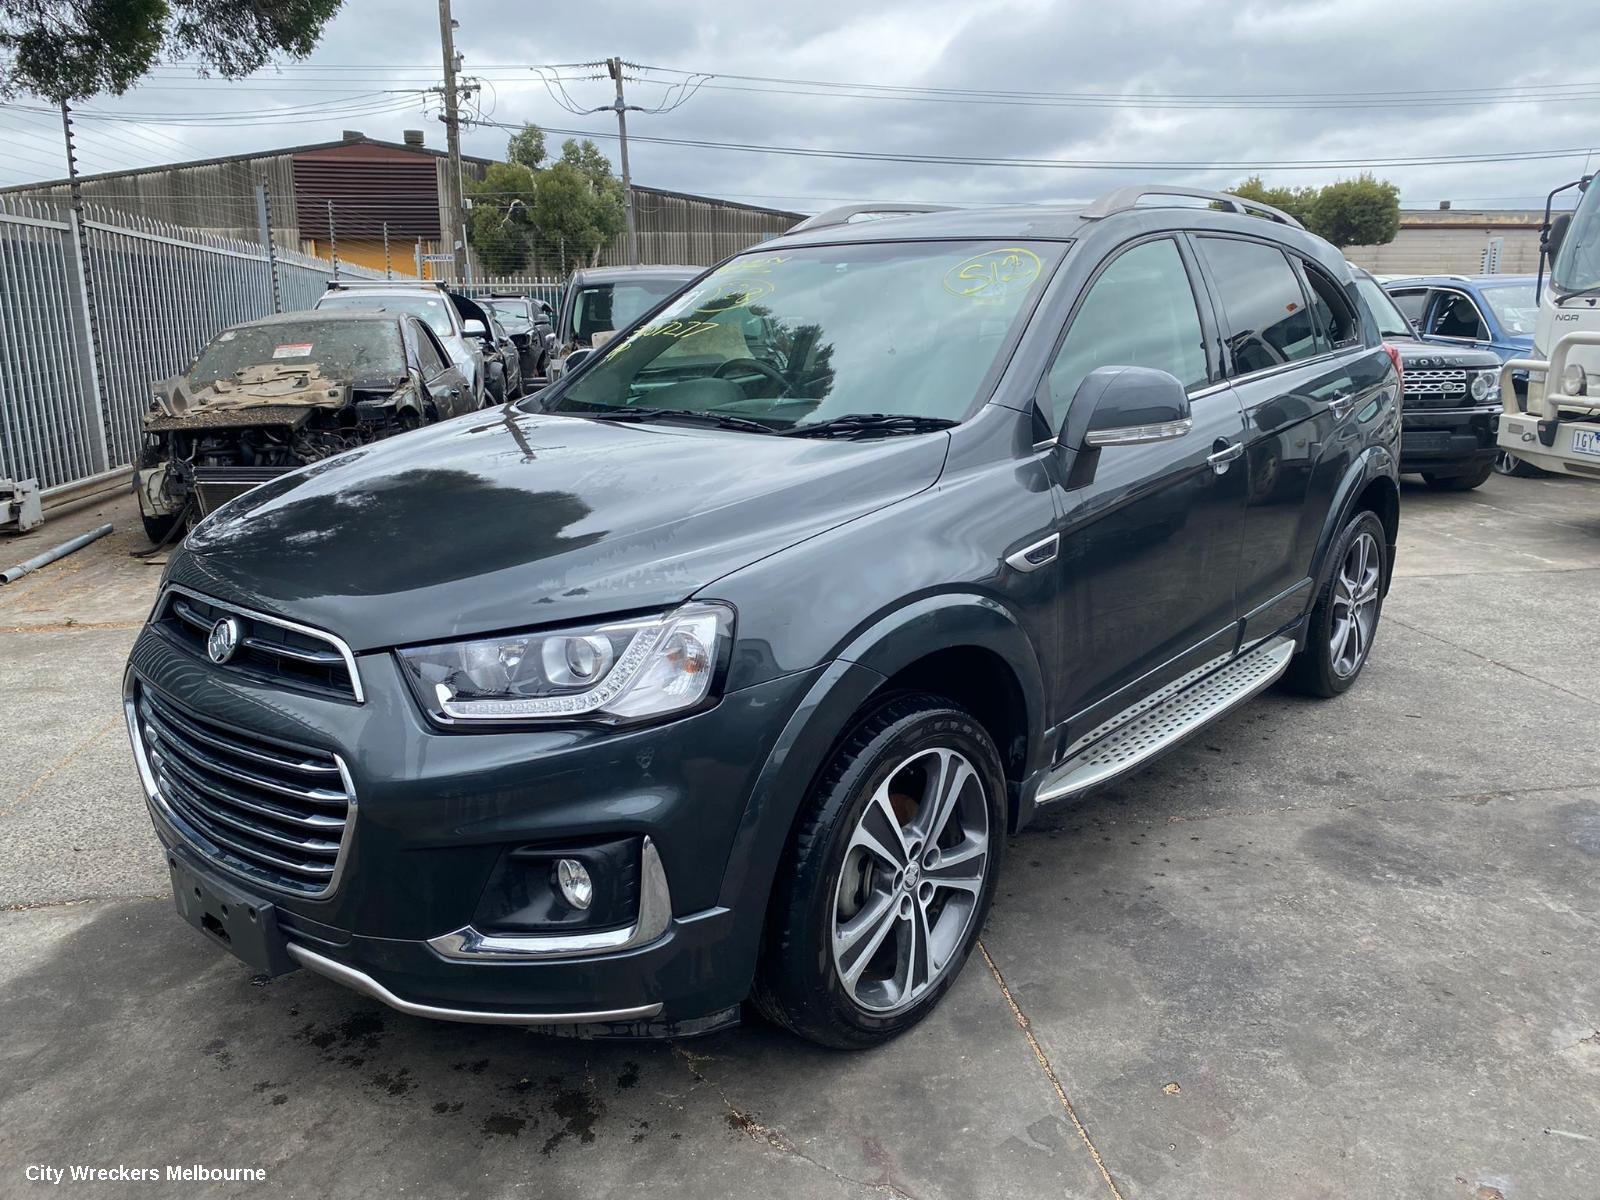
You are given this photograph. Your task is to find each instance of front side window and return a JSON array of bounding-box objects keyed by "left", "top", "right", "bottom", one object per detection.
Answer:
[
  {"left": 543, "top": 241, "right": 1062, "bottom": 430},
  {"left": 1045, "top": 238, "right": 1207, "bottom": 427},
  {"left": 190, "top": 319, "right": 406, "bottom": 385},
  {"left": 1428, "top": 292, "right": 1488, "bottom": 340},
  {"left": 1552, "top": 181, "right": 1600, "bottom": 296},
  {"left": 414, "top": 324, "right": 448, "bottom": 374},
  {"left": 569, "top": 280, "right": 689, "bottom": 346},
  {"left": 1477, "top": 283, "right": 1538, "bottom": 336},
  {"left": 1198, "top": 237, "right": 1323, "bottom": 375}
]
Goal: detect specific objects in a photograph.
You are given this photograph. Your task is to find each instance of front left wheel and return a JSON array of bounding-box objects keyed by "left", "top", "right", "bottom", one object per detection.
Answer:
[{"left": 754, "top": 695, "right": 1005, "bottom": 1049}]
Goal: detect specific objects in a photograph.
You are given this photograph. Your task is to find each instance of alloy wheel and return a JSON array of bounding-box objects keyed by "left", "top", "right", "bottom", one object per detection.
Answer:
[
  {"left": 1329, "top": 530, "right": 1381, "bottom": 678},
  {"left": 1493, "top": 449, "right": 1521, "bottom": 476},
  {"left": 830, "top": 747, "right": 990, "bottom": 1015}
]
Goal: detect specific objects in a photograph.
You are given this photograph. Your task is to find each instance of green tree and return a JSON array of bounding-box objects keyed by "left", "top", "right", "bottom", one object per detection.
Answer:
[
  {"left": 529, "top": 140, "right": 625, "bottom": 269},
  {"left": 0, "top": 0, "right": 342, "bottom": 101},
  {"left": 1231, "top": 175, "right": 1319, "bottom": 227},
  {"left": 1307, "top": 173, "right": 1401, "bottom": 249},
  {"left": 506, "top": 123, "right": 546, "bottom": 171},
  {"left": 465, "top": 161, "right": 539, "bottom": 274}
]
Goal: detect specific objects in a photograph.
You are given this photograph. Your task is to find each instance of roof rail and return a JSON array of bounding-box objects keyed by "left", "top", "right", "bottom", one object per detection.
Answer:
[
  {"left": 324, "top": 279, "right": 447, "bottom": 290},
  {"left": 1081, "top": 185, "right": 1305, "bottom": 230},
  {"left": 788, "top": 203, "right": 958, "bottom": 234}
]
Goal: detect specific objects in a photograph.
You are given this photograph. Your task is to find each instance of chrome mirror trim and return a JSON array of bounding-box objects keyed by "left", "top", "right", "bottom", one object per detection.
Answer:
[
  {"left": 1084, "top": 417, "right": 1193, "bottom": 448},
  {"left": 427, "top": 836, "right": 673, "bottom": 961}
]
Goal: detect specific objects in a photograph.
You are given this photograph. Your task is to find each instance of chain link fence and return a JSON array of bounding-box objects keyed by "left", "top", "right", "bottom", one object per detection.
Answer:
[{"left": 0, "top": 196, "right": 394, "bottom": 494}]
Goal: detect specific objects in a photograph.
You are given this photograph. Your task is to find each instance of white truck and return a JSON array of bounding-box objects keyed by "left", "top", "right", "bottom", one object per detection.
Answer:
[{"left": 1497, "top": 172, "right": 1600, "bottom": 478}]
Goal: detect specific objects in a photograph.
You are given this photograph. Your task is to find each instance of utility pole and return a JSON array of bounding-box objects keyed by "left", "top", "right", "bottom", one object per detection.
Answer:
[
  {"left": 605, "top": 57, "right": 638, "bottom": 265},
  {"left": 327, "top": 200, "right": 340, "bottom": 278},
  {"left": 437, "top": 0, "right": 465, "bottom": 280},
  {"left": 254, "top": 178, "right": 281, "bottom": 312}
]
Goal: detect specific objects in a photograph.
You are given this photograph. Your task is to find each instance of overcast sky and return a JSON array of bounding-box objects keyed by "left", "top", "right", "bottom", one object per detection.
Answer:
[{"left": 3, "top": 0, "right": 1597, "bottom": 213}]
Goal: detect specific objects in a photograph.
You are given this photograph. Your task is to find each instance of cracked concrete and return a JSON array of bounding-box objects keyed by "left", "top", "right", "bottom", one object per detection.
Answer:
[{"left": 3, "top": 475, "right": 1600, "bottom": 1198}]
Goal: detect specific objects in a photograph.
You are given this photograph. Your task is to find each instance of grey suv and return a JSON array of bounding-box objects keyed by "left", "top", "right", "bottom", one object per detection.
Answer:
[{"left": 124, "top": 187, "right": 1400, "bottom": 1047}]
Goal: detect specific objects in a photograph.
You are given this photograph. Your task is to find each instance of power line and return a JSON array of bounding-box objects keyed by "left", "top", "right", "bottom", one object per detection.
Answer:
[{"left": 468, "top": 116, "right": 1600, "bottom": 173}]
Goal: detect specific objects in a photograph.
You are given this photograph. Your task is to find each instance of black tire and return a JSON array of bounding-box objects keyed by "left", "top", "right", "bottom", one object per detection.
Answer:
[
  {"left": 1282, "top": 509, "right": 1388, "bottom": 698},
  {"left": 1423, "top": 461, "right": 1494, "bottom": 491},
  {"left": 753, "top": 694, "right": 1006, "bottom": 1049},
  {"left": 141, "top": 511, "right": 182, "bottom": 545}
]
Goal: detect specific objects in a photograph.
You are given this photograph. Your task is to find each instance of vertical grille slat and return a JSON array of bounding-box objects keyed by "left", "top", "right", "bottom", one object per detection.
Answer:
[
  {"left": 133, "top": 684, "right": 353, "bottom": 897},
  {"left": 153, "top": 586, "right": 362, "bottom": 702}
]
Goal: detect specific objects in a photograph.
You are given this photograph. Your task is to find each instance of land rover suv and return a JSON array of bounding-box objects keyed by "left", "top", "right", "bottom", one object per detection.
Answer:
[{"left": 124, "top": 187, "right": 1400, "bottom": 1048}]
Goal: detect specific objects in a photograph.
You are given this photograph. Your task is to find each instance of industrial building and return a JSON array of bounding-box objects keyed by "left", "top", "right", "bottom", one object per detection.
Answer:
[{"left": 1, "top": 130, "right": 800, "bottom": 274}]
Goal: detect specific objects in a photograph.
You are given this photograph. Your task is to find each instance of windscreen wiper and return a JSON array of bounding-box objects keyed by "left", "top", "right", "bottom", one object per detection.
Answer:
[
  {"left": 575, "top": 407, "right": 780, "bottom": 435},
  {"left": 780, "top": 413, "right": 959, "bottom": 439}
]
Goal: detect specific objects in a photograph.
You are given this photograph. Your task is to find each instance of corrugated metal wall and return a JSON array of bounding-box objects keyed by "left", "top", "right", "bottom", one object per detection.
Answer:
[{"left": 617, "top": 187, "right": 798, "bottom": 266}]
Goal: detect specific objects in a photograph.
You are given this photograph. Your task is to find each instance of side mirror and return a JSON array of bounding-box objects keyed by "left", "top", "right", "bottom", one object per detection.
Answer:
[
  {"left": 1546, "top": 212, "right": 1573, "bottom": 263},
  {"left": 462, "top": 319, "right": 488, "bottom": 337},
  {"left": 1059, "top": 366, "right": 1191, "bottom": 451},
  {"left": 564, "top": 347, "right": 594, "bottom": 371},
  {"left": 537, "top": 300, "right": 554, "bottom": 317}
]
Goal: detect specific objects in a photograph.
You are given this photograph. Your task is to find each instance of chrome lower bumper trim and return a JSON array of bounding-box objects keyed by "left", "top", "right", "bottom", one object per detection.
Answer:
[
  {"left": 285, "top": 943, "right": 663, "bottom": 1026},
  {"left": 426, "top": 836, "right": 674, "bottom": 961}
]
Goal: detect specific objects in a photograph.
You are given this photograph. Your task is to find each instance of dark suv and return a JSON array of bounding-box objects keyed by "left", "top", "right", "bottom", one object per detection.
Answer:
[
  {"left": 1351, "top": 269, "right": 1504, "bottom": 489},
  {"left": 123, "top": 187, "right": 1400, "bottom": 1049}
]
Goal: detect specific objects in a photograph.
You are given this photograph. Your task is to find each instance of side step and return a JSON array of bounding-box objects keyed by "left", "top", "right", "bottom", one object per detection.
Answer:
[{"left": 1036, "top": 636, "right": 1296, "bottom": 805}]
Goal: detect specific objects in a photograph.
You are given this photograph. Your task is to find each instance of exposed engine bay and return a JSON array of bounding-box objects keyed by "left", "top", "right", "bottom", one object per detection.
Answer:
[{"left": 138, "top": 361, "right": 426, "bottom": 531}]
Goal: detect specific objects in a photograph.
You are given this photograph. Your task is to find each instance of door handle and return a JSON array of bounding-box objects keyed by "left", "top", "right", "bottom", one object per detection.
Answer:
[
  {"left": 1207, "top": 440, "right": 1244, "bottom": 475},
  {"left": 1329, "top": 392, "right": 1355, "bottom": 420}
]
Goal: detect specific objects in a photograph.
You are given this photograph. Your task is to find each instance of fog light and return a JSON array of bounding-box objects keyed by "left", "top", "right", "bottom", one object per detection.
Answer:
[
  {"left": 555, "top": 858, "right": 593, "bottom": 910},
  {"left": 1562, "top": 363, "right": 1588, "bottom": 397}
]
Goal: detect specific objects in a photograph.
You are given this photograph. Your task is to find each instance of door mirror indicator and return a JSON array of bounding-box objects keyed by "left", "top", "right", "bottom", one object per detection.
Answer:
[{"left": 1061, "top": 366, "right": 1193, "bottom": 450}]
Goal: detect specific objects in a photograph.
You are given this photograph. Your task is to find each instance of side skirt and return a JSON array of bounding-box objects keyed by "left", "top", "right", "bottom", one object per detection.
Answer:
[{"left": 1034, "top": 635, "right": 1296, "bottom": 805}]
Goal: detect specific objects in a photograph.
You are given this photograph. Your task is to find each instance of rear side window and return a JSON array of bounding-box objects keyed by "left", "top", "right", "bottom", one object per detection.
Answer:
[
  {"left": 1300, "top": 263, "right": 1361, "bottom": 349},
  {"left": 1388, "top": 289, "right": 1429, "bottom": 324},
  {"left": 1045, "top": 238, "right": 1208, "bottom": 428},
  {"left": 1198, "top": 237, "right": 1323, "bottom": 375}
]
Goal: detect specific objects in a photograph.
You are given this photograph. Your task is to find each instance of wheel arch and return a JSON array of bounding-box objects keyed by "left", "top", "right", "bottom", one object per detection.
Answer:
[
  {"left": 712, "top": 595, "right": 1046, "bottom": 967},
  {"left": 1312, "top": 447, "right": 1399, "bottom": 602}
]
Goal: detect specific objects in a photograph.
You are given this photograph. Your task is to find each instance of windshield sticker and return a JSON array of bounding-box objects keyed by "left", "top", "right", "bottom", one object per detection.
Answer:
[
  {"left": 943, "top": 248, "right": 1042, "bottom": 304},
  {"left": 723, "top": 255, "right": 787, "bottom": 275},
  {"left": 272, "top": 343, "right": 314, "bottom": 359},
  {"left": 693, "top": 277, "right": 776, "bottom": 313}
]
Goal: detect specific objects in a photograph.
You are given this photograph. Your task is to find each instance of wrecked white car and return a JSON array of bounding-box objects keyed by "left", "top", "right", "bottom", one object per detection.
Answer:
[{"left": 135, "top": 311, "right": 472, "bottom": 543}]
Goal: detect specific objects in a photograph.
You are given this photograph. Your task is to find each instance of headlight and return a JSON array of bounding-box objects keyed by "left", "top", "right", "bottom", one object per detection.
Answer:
[
  {"left": 396, "top": 603, "right": 732, "bottom": 725},
  {"left": 1470, "top": 371, "right": 1499, "bottom": 402}
]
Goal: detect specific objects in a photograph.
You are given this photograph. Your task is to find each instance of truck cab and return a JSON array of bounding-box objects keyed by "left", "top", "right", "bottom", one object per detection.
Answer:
[{"left": 1495, "top": 174, "right": 1600, "bottom": 479}]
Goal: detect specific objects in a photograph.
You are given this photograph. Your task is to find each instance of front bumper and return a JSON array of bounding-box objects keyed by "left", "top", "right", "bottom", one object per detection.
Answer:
[
  {"left": 125, "top": 618, "right": 818, "bottom": 1026},
  {"left": 1400, "top": 404, "right": 1500, "bottom": 474}
]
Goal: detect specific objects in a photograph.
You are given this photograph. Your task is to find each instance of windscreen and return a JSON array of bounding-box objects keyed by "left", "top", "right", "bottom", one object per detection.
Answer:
[
  {"left": 569, "top": 279, "right": 691, "bottom": 344},
  {"left": 1552, "top": 183, "right": 1600, "bottom": 297},
  {"left": 1354, "top": 275, "right": 1414, "bottom": 340},
  {"left": 1477, "top": 282, "right": 1538, "bottom": 335},
  {"left": 484, "top": 298, "right": 533, "bottom": 326},
  {"left": 318, "top": 291, "right": 455, "bottom": 338},
  {"left": 545, "top": 241, "right": 1061, "bottom": 430},
  {"left": 190, "top": 319, "right": 406, "bottom": 385}
]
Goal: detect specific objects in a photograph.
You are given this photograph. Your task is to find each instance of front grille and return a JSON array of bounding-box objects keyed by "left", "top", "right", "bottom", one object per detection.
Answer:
[
  {"left": 132, "top": 685, "right": 354, "bottom": 897},
  {"left": 156, "top": 587, "right": 360, "bottom": 701},
  {"left": 1404, "top": 369, "right": 1468, "bottom": 400}
]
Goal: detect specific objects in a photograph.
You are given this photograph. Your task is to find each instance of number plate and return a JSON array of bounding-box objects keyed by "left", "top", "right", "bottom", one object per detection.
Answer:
[{"left": 1572, "top": 428, "right": 1600, "bottom": 459}]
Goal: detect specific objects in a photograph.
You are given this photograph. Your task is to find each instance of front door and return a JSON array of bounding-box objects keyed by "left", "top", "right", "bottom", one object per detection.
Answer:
[{"left": 1039, "top": 235, "right": 1249, "bottom": 731}]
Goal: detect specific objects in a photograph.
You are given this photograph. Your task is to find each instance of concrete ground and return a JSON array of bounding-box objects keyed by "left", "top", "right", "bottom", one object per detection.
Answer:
[{"left": 2, "top": 475, "right": 1598, "bottom": 1200}]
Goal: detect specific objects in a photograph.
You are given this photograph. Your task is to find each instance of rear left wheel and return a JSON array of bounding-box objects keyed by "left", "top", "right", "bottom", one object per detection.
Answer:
[
  {"left": 754, "top": 696, "right": 1005, "bottom": 1049},
  {"left": 1282, "top": 510, "right": 1387, "bottom": 698}
]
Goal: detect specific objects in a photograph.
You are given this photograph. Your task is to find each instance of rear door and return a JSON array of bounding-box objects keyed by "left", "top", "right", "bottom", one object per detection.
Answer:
[
  {"left": 1194, "top": 236, "right": 1382, "bottom": 641},
  {"left": 1041, "top": 234, "right": 1249, "bottom": 726}
]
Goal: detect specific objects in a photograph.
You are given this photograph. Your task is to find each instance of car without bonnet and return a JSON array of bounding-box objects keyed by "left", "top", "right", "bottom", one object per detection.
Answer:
[
  {"left": 134, "top": 311, "right": 474, "bottom": 543},
  {"left": 124, "top": 186, "right": 1400, "bottom": 1047}
]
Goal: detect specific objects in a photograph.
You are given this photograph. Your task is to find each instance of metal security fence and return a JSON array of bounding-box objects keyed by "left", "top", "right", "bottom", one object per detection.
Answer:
[{"left": 0, "top": 197, "right": 394, "bottom": 493}]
